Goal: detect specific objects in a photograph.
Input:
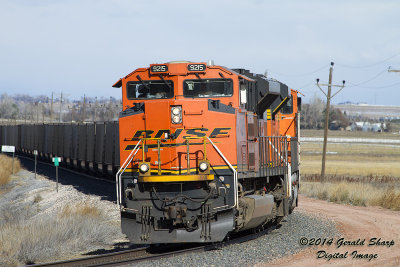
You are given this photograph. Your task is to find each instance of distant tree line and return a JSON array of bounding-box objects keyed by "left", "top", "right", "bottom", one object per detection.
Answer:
[
  {"left": 300, "top": 96, "right": 350, "bottom": 129},
  {"left": 0, "top": 93, "right": 122, "bottom": 123}
]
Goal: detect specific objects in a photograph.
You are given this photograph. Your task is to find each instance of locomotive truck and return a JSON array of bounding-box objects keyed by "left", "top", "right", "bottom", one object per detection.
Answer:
[{"left": 114, "top": 61, "right": 301, "bottom": 243}]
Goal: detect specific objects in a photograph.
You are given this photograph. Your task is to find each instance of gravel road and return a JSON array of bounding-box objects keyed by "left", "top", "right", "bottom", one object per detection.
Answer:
[
  {"left": 268, "top": 195, "right": 400, "bottom": 267},
  {"left": 129, "top": 210, "right": 338, "bottom": 267}
]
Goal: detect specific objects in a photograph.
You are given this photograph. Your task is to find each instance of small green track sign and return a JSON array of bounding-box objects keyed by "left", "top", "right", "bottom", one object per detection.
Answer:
[{"left": 52, "top": 157, "right": 61, "bottom": 166}]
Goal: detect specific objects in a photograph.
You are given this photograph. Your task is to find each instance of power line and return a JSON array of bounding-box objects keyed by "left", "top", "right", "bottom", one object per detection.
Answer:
[
  {"left": 270, "top": 64, "right": 330, "bottom": 77},
  {"left": 297, "top": 81, "right": 315, "bottom": 90},
  {"left": 345, "top": 69, "right": 387, "bottom": 87},
  {"left": 336, "top": 52, "right": 400, "bottom": 69},
  {"left": 347, "top": 80, "right": 400, "bottom": 89}
]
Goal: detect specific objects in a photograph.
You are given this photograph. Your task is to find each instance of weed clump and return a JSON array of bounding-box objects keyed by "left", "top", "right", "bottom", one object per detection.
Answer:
[
  {"left": 373, "top": 187, "right": 400, "bottom": 211},
  {"left": 0, "top": 154, "right": 21, "bottom": 186},
  {"left": 33, "top": 194, "right": 43, "bottom": 204},
  {"left": 329, "top": 182, "right": 349, "bottom": 203},
  {"left": 60, "top": 201, "right": 102, "bottom": 218}
]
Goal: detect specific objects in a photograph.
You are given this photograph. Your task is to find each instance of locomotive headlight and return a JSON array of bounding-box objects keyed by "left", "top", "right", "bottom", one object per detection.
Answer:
[
  {"left": 171, "top": 106, "right": 182, "bottom": 124},
  {"left": 172, "top": 115, "right": 181, "bottom": 123},
  {"left": 139, "top": 163, "right": 149, "bottom": 173},
  {"left": 171, "top": 107, "right": 181, "bottom": 115},
  {"left": 199, "top": 160, "right": 210, "bottom": 174},
  {"left": 199, "top": 162, "right": 208, "bottom": 171}
]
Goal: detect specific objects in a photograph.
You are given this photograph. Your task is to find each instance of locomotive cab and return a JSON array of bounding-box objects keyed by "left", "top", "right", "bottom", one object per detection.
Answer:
[{"left": 114, "top": 61, "right": 300, "bottom": 244}]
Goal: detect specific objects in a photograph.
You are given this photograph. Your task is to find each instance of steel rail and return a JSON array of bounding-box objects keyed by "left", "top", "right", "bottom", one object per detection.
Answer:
[
  {"left": 29, "top": 245, "right": 211, "bottom": 267},
  {"left": 30, "top": 224, "right": 278, "bottom": 267},
  {"left": 30, "top": 247, "right": 148, "bottom": 267}
]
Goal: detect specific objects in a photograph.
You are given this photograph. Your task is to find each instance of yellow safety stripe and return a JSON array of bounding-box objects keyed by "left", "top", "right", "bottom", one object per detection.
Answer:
[
  {"left": 124, "top": 165, "right": 237, "bottom": 174},
  {"left": 273, "top": 97, "right": 288, "bottom": 114},
  {"left": 138, "top": 174, "right": 214, "bottom": 183},
  {"left": 266, "top": 109, "right": 271, "bottom": 120}
]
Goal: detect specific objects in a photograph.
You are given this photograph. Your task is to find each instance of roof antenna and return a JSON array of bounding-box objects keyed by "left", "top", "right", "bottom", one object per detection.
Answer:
[
  {"left": 264, "top": 69, "right": 268, "bottom": 78},
  {"left": 207, "top": 59, "right": 214, "bottom": 66}
]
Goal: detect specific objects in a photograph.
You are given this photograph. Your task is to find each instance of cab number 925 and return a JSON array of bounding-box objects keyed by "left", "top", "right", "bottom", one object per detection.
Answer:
[
  {"left": 151, "top": 65, "right": 168, "bottom": 72},
  {"left": 187, "top": 64, "right": 206, "bottom": 72}
]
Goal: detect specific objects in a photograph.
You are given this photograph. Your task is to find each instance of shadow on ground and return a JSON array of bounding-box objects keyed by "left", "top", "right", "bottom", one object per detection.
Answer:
[{"left": 17, "top": 155, "right": 116, "bottom": 202}]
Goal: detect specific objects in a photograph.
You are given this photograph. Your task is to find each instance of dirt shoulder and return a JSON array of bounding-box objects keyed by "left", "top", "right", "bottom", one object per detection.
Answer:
[{"left": 266, "top": 195, "right": 400, "bottom": 267}]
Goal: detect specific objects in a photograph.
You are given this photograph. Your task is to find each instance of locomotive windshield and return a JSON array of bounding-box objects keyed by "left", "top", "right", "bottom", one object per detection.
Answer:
[
  {"left": 126, "top": 80, "right": 173, "bottom": 100},
  {"left": 183, "top": 79, "right": 233, "bottom": 98},
  {"left": 281, "top": 97, "right": 293, "bottom": 114}
]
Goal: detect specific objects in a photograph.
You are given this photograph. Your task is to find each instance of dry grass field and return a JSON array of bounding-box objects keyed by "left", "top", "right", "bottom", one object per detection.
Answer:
[
  {"left": 300, "top": 129, "right": 400, "bottom": 210},
  {"left": 0, "top": 154, "right": 21, "bottom": 186},
  {"left": 301, "top": 142, "right": 400, "bottom": 177}
]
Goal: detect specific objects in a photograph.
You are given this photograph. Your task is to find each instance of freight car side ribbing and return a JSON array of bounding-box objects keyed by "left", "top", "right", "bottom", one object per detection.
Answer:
[{"left": 0, "top": 123, "right": 120, "bottom": 178}]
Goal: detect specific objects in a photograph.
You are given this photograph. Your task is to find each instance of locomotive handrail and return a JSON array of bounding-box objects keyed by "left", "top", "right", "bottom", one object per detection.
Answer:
[
  {"left": 116, "top": 139, "right": 142, "bottom": 206},
  {"left": 259, "top": 136, "right": 289, "bottom": 165},
  {"left": 259, "top": 136, "right": 291, "bottom": 198},
  {"left": 206, "top": 136, "right": 238, "bottom": 209},
  {"left": 138, "top": 136, "right": 208, "bottom": 175},
  {"left": 116, "top": 136, "right": 236, "bottom": 208}
]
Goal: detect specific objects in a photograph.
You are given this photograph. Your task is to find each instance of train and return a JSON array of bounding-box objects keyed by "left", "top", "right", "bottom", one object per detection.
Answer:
[
  {"left": 114, "top": 61, "right": 301, "bottom": 243},
  {"left": 0, "top": 122, "right": 120, "bottom": 176}
]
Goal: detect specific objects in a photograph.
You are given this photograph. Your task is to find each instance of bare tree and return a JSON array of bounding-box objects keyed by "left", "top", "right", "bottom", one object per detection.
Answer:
[{"left": 300, "top": 95, "right": 325, "bottom": 129}]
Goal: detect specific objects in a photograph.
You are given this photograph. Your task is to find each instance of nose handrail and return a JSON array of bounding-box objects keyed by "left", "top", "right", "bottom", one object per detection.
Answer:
[
  {"left": 116, "top": 139, "right": 142, "bottom": 207},
  {"left": 206, "top": 136, "right": 238, "bottom": 209},
  {"left": 116, "top": 136, "right": 237, "bottom": 209}
]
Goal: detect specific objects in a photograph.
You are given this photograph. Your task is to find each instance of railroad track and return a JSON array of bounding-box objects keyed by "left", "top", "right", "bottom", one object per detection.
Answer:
[{"left": 31, "top": 225, "right": 277, "bottom": 267}]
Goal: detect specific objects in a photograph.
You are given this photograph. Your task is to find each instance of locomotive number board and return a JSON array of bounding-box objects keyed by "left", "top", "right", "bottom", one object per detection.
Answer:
[
  {"left": 150, "top": 64, "right": 168, "bottom": 73},
  {"left": 187, "top": 64, "right": 206, "bottom": 72}
]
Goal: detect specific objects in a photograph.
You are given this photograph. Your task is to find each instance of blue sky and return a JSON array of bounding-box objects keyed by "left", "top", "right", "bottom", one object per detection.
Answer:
[{"left": 1, "top": 0, "right": 400, "bottom": 104}]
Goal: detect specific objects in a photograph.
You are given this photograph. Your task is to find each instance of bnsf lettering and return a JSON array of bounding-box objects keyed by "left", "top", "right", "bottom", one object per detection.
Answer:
[
  {"left": 183, "top": 128, "right": 208, "bottom": 139},
  {"left": 172, "top": 129, "right": 183, "bottom": 139},
  {"left": 209, "top": 128, "right": 230, "bottom": 138},
  {"left": 154, "top": 129, "right": 170, "bottom": 138},
  {"left": 132, "top": 130, "right": 154, "bottom": 140},
  {"left": 130, "top": 128, "right": 230, "bottom": 140}
]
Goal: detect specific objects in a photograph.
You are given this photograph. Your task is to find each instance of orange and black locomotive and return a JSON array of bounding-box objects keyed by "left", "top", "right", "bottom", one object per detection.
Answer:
[{"left": 113, "top": 61, "right": 301, "bottom": 243}]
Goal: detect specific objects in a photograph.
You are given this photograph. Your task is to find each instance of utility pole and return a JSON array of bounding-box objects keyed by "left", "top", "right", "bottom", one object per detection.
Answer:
[
  {"left": 316, "top": 62, "right": 345, "bottom": 182},
  {"left": 82, "top": 94, "right": 86, "bottom": 122},
  {"left": 388, "top": 66, "right": 400, "bottom": 73},
  {"left": 50, "top": 92, "right": 54, "bottom": 122},
  {"left": 35, "top": 102, "right": 39, "bottom": 122},
  {"left": 42, "top": 104, "right": 45, "bottom": 123},
  {"left": 94, "top": 97, "right": 98, "bottom": 121},
  {"left": 59, "top": 92, "right": 63, "bottom": 123}
]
